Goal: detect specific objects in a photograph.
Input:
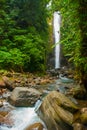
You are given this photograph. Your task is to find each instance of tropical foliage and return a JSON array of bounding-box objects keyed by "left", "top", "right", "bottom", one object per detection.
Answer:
[
  {"left": 52, "top": 0, "right": 87, "bottom": 88},
  {"left": 0, "top": 0, "right": 50, "bottom": 72},
  {"left": 0, "top": 0, "right": 87, "bottom": 89}
]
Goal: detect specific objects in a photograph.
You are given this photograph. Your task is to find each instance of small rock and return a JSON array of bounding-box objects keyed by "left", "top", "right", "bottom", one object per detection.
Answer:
[
  {"left": 80, "top": 108, "right": 87, "bottom": 114},
  {"left": 80, "top": 112, "right": 87, "bottom": 125},
  {"left": 73, "top": 123, "right": 85, "bottom": 130},
  {"left": 0, "top": 114, "right": 4, "bottom": 123},
  {"left": 2, "top": 76, "right": 14, "bottom": 91},
  {"left": 25, "top": 122, "right": 44, "bottom": 130},
  {"left": 0, "top": 100, "right": 3, "bottom": 107},
  {"left": 0, "top": 80, "right": 5, "bottom": 88}
]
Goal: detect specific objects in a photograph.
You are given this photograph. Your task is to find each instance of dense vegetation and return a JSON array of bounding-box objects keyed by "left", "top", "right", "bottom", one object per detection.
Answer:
[
  {"left": 0, "top": 0, "right": 50, "bottom": 72},
  {"left": 0, "top": 0, "right": 87, "bottom": 90},
  {"left": 52, "top": 0, "right": 87, "bottom": 89}
]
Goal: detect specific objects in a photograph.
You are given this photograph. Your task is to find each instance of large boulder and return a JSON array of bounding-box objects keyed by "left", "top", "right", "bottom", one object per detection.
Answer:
[
  {"left": 37, "top": 91, "right": 79, "bottom": 130},
  {"left": 8, "top": 87, "right": 42, "bottom": 107}
]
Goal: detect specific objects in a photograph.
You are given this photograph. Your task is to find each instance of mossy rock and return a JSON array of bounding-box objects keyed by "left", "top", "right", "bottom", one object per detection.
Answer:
[
  {"left": 80, "top": 112, "right": 87, "bottom": 125},
  {"left": 37, "top": 91, "right": 79, "bottom": 130},
  {"left": 45, "top": 91, "right": 79, "bottom": 113},
  {"left": 25, "top": 122, "right": 44, "bottom": 130}
]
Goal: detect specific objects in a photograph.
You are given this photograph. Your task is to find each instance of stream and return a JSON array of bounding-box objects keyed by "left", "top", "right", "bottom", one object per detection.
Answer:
[
  {"left": 0, "top": 101, "right": 46, "bottom": 130},
  {"left": 1, "top": 74, "right": 87, "bottom": 130},
  {"left": 0, "top": 77, "right": 75, "bottom": 130}
]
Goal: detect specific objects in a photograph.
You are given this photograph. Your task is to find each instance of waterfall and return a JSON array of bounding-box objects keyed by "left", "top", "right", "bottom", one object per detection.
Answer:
[{"left": 53, "top": 11, "right": 61, "bottom": 69}]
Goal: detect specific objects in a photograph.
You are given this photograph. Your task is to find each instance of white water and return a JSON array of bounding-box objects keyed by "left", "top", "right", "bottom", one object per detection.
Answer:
[
  {"left": 0, "top": 102, "right": 46, "bottom": 130},
  {"left": 53, "top": 11, "right": 61, "bottom": 69}
]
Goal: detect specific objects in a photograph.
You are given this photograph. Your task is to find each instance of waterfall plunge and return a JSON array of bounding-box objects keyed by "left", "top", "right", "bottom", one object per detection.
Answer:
[{"left": 53, "top": 11, "right": 61, "bottom": 69}]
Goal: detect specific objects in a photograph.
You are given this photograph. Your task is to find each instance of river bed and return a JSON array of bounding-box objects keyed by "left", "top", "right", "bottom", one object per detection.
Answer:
[{"left": 0, "top": 75, "right": 87, "bottom": 130}]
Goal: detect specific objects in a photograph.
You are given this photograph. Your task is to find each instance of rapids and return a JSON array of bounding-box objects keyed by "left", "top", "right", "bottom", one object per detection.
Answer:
[{"left": 0, "top": 102, "right": 46, "bottom": 130}]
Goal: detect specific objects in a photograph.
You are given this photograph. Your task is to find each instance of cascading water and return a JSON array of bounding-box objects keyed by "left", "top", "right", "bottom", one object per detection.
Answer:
[
  {"left": 53, "top": 11, "right": 61, "bottom": 69},
  {"left": 0, "top": 102, "right": 46, "bottom": 130}
]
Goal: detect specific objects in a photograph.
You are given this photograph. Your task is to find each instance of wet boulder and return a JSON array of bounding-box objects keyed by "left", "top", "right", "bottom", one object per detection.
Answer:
[
  {"left": 73, "top": 123, "right": 86, "bottom": 130},
  {"left": 0, "top": 102, "right": 14, "bottom": 127},
  {"left": 25, "top": 122, "right": 44, "bottom": 130},
  {"left": 37, "top": 91, "right": 79, "bottom": 130},
  {"left": 79, "top": 108, "right": 87, "bottom": 125},
  {"left": 0, "top": 114, "right": 4, "bottom": 124},
  {"left": 42, "top": 91, "right": 79, "bottom": 113},
  {"left": 0, "top": 102, "right": 14, "bottom": 117},
  {"left": 67, "top": 85, "right": 87, "bottom": 99},
  {"left": 8, "top": 87, "right": 42, "bottom": 107},
  {"left": 2, "top": 76, "right": 14, "bottom": 91}
]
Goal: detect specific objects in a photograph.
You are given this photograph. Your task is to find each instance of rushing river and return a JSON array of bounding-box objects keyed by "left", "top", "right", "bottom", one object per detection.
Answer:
[{"left": 0, "top": 101, "right": 46, "bottom": 130}]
